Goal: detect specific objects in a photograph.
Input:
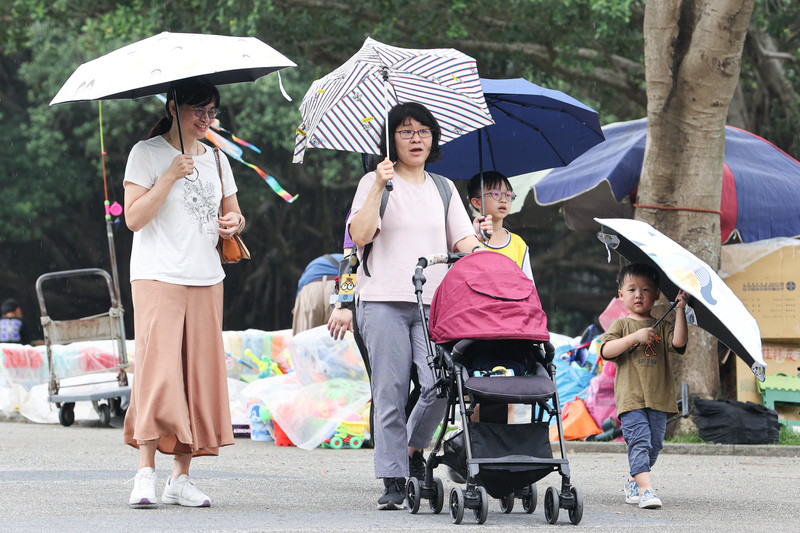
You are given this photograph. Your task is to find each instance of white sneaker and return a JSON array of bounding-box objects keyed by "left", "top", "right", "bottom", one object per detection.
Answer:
[
  {"left": 128, "top": 467, "right": 157, "bottom": 507},
  {"left": 161, "top": 474, "right": 211, "bottom": 507}
]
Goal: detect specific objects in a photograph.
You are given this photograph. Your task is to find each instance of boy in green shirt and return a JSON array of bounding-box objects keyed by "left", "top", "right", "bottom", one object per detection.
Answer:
[{"left": 600, "top": 263, "right": 688, "bottom": 509}]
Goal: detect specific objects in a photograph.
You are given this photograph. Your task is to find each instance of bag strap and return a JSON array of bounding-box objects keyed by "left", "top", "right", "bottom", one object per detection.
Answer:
[
  {"left": 323, "top": 253, "right": 339, "bottom": 268},
  {"left": 213, "top": 147, "right": 225, "bottom": 216},
  {"left": 361, "top": 172, "right": 451, "bottom": 277}
]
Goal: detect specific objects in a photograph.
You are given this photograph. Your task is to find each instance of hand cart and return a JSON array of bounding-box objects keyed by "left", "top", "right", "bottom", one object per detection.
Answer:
[{"left": 35, "top": 268, "right": 131, "bottom": 426}]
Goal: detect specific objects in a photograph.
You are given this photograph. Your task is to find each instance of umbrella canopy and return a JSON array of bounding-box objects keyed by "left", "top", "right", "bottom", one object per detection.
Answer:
[
  {"left": 532, "top": 118, "right": 800, "bottom": 243},
  {"left": 595, "top": 217, "right": 766, "bottom": 380},
  {"left": 50, "top": 32, "right": 296, "bottom": 105},
  {"left": 426, "top": 78, "right": 605, "bottom": 180},
  {"left": 292, "top": 37, "right": 493, "bottom": 163}
]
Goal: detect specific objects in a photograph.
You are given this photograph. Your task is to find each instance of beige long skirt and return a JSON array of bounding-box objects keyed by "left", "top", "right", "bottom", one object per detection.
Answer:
[{"left": 124, "top": 280, "right": 234, "bottom": 456}]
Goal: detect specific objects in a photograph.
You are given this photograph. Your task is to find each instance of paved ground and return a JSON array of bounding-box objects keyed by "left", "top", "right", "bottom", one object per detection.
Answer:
[{"left": 0, "top": 419, "right": 798, "bottom": 533}]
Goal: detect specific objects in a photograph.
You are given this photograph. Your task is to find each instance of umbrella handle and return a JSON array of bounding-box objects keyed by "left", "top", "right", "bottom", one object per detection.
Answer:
[
  {"left": 381, "top": 67, "right": 393, "bottom": 192},
  {"left": 631, "top": 300, "right": 680, "bottom": 349}
]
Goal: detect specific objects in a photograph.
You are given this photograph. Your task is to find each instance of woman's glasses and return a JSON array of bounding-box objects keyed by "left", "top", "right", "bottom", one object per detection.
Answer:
[
  {"left": 396, "top": 128, "right": 432, "bottom": 139},
  {"left": 483, "top": 189, "right": 517, "bottom": 202},
  {"left": 191, "top": 106, "right": 220, "bottom": 120}
]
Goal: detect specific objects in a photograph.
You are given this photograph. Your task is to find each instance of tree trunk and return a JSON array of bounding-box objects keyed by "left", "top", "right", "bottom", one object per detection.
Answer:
[{"left": 640, "top": 0, "right": 756, "bottom": 434}]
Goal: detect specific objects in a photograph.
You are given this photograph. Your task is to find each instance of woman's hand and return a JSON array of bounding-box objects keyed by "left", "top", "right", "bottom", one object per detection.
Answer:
[
  {"left": 167, "top": 154, "right": 195, "bottom": 181},
  {"left": 375, "top": 157, "right": 395, "bottom": 188},
  {"left": 328, "top": 307, "right": 354, "bottom": 340},
  {"left": 218, "top": 211, "right": 244, "bottom": 239}
]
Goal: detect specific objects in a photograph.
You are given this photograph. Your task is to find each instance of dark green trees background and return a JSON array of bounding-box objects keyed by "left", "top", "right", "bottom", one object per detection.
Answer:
[{"left": 1, "top": 1, "right": 798, "bottom": 339}]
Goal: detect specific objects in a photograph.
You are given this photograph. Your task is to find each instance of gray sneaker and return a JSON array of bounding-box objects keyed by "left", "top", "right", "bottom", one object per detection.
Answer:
[
  {"left": 161, "top": 474, "right": 211, "bottom": 507},
  {"left": 377, "top": 477, "right": 406, "bottom": 510},
  {"left": 128, "top": 467, "right": 157, "bottom": 507}
]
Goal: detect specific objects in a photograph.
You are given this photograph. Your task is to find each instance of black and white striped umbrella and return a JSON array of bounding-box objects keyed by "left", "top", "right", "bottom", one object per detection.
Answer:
[{"left": 293, "top": 37, "right": 494, "bottom": 163}]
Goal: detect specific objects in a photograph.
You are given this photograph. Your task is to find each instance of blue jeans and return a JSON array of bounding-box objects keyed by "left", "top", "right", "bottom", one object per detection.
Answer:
[{"left": 620, "top": 408, "right": 667, "bottom": 477}]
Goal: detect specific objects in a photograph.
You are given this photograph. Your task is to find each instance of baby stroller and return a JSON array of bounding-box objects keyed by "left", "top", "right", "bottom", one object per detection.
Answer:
[{"left": 407, "top": 252, "right": 582, "bottom": 525}]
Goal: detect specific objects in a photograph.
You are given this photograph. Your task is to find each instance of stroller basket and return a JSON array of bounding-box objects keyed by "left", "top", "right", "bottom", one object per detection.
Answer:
[{"left": 445, "top": 422, "right": 554, "bottom": 498}]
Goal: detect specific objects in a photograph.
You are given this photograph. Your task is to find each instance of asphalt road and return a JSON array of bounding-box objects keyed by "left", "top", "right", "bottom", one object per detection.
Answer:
[{"left": 0, "top": 419, "right": 798, "bottom": 533}]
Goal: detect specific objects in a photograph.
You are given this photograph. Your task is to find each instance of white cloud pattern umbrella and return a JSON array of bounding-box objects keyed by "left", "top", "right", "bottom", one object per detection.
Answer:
[
  {"left": 292, "top": 37, "right": 494, "bottom": 164},
  {"left": 595, "top": 218, "right": 766, "bottom": 381},
  {"left": 50, "top": 32, "right": 296, "bottom": 105}
]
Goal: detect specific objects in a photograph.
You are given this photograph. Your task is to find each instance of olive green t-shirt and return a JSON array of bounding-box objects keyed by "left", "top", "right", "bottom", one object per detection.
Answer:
[{"left": 599, "top": 317, "right": 686, "bottom": 416}]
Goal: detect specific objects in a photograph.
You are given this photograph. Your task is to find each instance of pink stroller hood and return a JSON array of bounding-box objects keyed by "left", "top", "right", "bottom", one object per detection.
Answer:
[{"left": 429, "top": 252, "right": 549, "bottom": 344}]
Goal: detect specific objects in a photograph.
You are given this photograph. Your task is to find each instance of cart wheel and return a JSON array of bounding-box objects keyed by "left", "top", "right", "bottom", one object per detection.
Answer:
[
  {"left": 544, "top": 486, "right": 560, "bottom": 524},
  {"left": 450, "top": 487, "right": 465, "bottom": 524},
  {"left": 329, "top": 436, "right": 343, "bottom": 449},
  {"left": 110, "top": 397, "right": 124, "bottom": 417},
  {"left": 472, "top": 486, "right": 488, "bottom": 524},
  {"left": 499, "top": 492, "right": 515, "bottom": 513},
  {"left": 430, "top": 477, "right": 444, "bottom": 514},
  {"left": 98, "top": 403, "right": 111, "bottom": 426},
  {"left": 406, "top": 476, "right": 421, "bottom": 514},
  {"left": 349, "top": 436, "right": 363, "bottom": 449},
  {"left": 59, "top": 403, "right": 75, "bottom": 427},
  {"left": 522, "top": 483, "right": 537, "bottom": 514},
  {"left": 568, "top": 486, "right": 584, "bottom": 525}
]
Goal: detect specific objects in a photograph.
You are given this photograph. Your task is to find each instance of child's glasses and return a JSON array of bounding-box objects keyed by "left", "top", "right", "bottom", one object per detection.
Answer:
[{"left": 483, "top": 189, "right": 517, "bottom": 202}]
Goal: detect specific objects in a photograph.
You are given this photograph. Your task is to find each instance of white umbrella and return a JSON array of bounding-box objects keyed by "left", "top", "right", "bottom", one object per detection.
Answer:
[
  {"left": 595, "top": 218, "right": 766, "bottom": 381},
  {"left": 292, "top": 37, "right": 494, "bottom": 167},
  {"left": 50, "top": 32, "right": 295, "bottom": 105}
]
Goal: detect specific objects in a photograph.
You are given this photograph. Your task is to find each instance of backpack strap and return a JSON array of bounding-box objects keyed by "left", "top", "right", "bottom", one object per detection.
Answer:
[{"left": 361, "top": 172, "right": 452, "bottom": 277}]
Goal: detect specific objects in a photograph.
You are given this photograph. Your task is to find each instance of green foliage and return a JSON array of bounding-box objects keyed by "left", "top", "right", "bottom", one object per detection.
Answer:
[
  {"left": 778, "top": 424, "right": 800, "bottom": 446},
  {"left": 0, "top": 0, "right": 796, "bottom": 333}
]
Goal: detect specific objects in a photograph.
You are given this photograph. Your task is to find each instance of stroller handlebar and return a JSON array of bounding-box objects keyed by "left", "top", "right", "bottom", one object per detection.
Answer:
[{"left": 416, "top": 253, "right": 466, "bottom": 269}]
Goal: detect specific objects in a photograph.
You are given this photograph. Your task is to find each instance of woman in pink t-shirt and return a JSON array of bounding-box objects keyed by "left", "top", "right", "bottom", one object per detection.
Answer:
[{"left": 348, "top": 102, "right": 484, "bottom": 510}]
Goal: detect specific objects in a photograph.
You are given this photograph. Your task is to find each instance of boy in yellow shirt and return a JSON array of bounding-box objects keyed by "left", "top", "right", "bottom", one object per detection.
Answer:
[
  {"left": 468, "top": 171, "right": 534, "bottom": 283},
  {"left": 600, "top": 263, "right": 688, "bottom": 509}
]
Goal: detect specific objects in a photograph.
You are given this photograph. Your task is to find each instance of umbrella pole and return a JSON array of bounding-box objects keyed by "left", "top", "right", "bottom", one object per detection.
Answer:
[
  {"left": 653, "top": 299, "right": 679, "bottom": 328},
  {"left": 98, "top": 102, "right": 123, "bottom": 304},
  {"left": 172, "top": 84, "right": 185, "bottom": 153},
  {"left": 381, "top": 67, "right": 393, "bottom": 191},
  {"left": 478, "top": 134, "right": 490, "bottom": 240}
]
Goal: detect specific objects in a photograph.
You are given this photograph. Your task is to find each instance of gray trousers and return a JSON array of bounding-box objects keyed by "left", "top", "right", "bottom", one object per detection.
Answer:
[{"left": 357, "top": 301, "right": 446, "bottom": 479}]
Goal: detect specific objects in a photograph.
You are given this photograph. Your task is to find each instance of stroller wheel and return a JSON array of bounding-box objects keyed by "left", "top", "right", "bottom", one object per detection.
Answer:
[
  {"left": 499, "top": 493, "right": 514, "bottom": 513},
  {"left": 568, "top": 486, "right": 584, "bottom": 525},
  {"left": 472, "top": 486, "right": 488, "bottom": 525},
  {"left": 429, "top": 477, "right": 444, "bottom": 514},
  {"left": 522, "top": 483, "right": 537, "bottom": 514},
  {"left": 449, "top": 487, "right": 465, "bottom": 524},
  {"left": 406, "top": 477, "right": 421, "bottom": 514},
  {"left": 544, "top": 486, "right": 560, "bottom": 524}
]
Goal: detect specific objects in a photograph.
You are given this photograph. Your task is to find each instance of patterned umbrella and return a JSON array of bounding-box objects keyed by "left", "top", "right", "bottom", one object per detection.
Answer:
[
  {"left": 50, "top": 32, "right": 296, "bottom": 105},
  {"left": 293, "top": 37, "right": 493, "bottom": 164},
  {"left": 596, "top": 217, "right": 766, "bottom": 380}
]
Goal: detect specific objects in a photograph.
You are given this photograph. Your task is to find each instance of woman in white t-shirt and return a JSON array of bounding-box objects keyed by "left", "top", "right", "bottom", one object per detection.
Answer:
[
  {"left": 348, "top": 102, "right": 485, "bottom": 510},
  {"left": 122, "top": 78, "right": 243, "bottom": 509}
]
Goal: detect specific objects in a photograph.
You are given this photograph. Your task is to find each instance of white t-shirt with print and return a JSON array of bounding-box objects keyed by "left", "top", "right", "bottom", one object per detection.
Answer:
[{"left": 124, "top": 136, "right": 237, "bottom": 286}]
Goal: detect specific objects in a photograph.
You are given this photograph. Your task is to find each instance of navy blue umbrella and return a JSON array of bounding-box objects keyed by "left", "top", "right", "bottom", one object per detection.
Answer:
[{"left": 426, "top": 78, "right": 605, "bottom": 181}]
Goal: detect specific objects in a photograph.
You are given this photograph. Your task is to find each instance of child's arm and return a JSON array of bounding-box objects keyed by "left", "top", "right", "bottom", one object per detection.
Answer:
[
  {"left": 672, "top": 290, "right": 689, "bottom": 349},
  {"left": 601, "top": 327, "right": 657, "bottom": 359}
]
